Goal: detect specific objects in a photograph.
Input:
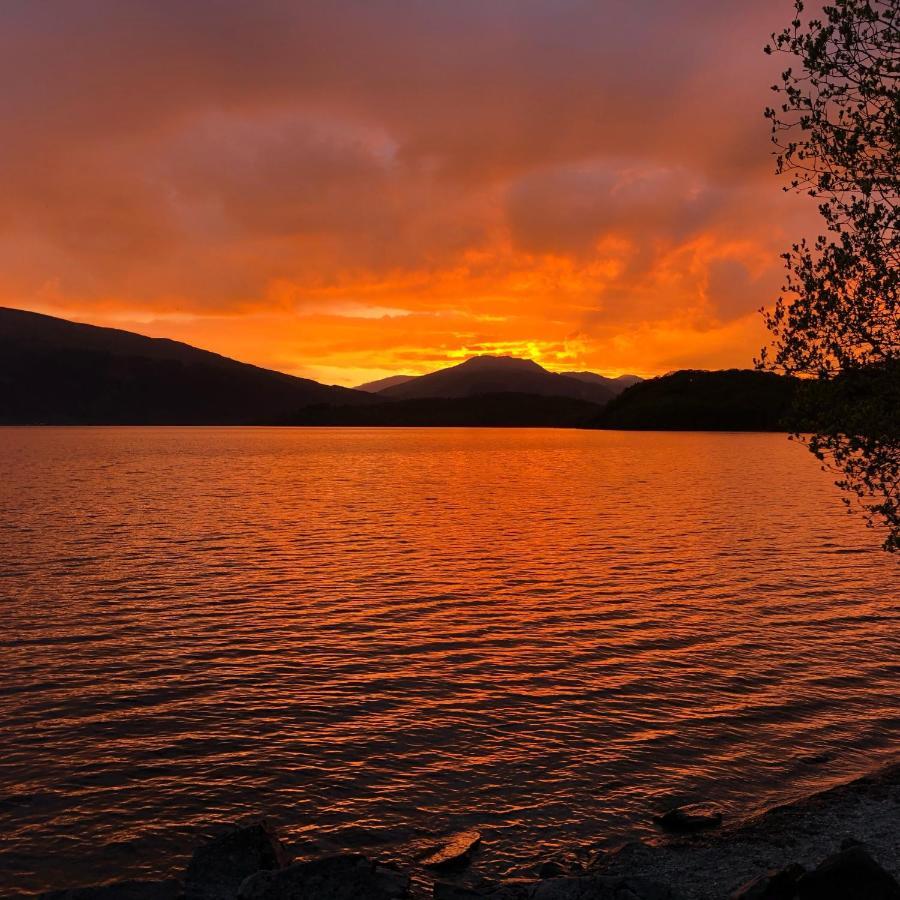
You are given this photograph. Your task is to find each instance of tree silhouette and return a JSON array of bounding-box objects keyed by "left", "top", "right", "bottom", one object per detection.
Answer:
[{"left": 761, "top": 0, "right": 899, "bottom": 550}]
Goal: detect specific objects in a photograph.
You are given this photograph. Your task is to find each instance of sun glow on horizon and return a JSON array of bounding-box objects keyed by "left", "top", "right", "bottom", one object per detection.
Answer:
[{"left": 0, "top": 1, "right": 808, "bottom": 387}]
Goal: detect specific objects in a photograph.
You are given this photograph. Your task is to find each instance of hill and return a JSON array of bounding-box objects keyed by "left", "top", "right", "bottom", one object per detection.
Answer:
[
  {"left": 562, "top": 371, "right": 643, "bottom": 394},
  {"left": 592, "top": 369, "right": 800, "bottom": 431},
  {"left": 377, "top": 355, "right": 617, "bottom": 404},
  {"left": 284, "top": 392, "right": 603, "bottom": 427},
  {"left": 1, "top": 309, "right": 801, "bottom": 430},
  {"left": 0, "top": 307, "right": 371, "bottom": 424},
  {"left": 354, "top": 374, "right": 417, "bottom": 393}
]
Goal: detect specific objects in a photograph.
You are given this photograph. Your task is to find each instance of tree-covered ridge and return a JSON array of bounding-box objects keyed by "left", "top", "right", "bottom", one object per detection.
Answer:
[{"left": 592, "top": 370, "right": 801, "bottom": 432}]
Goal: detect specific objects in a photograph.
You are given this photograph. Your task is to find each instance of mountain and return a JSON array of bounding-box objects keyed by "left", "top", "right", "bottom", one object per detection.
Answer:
[
  {"left": 562, "top": 371, "right": 643, "bottom": 394},
  {"left": 0, "top": 307, "right": 372, "bottom": 424},
  {"left": 354, "top": 374, "right": 417, "bottom": 393},
  {"left": 285, "top": 392, "right": 603, "bottom": 427},
  {"left": 357, "top": 365, "right": 640, "bottom": 397},
  {"left": 2, "top": 308, "right": 796, "bottom": 430},
  {"left": 377, "top": 355, "right": 617, "bottom": 404},
  {"left": 591, "top": 369, "right": 801, "bottom": 431}
]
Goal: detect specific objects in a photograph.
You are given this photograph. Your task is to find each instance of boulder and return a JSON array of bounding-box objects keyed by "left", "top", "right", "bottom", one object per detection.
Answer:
[
  {"left": 40, "top": 881, "right": 182, "bottom": 900},
  {"left": 184, "top": 821, "right": 290, "bottom": 900},
  {"left": 603, "top": 841, "right": 658, "bottom": 870},
  {"left": 534, "top": 875, "right": 679, "bottom": 900},
  {"left": 432, "top": 874, "right": 682, "bottom": 900},
  {"left": 433, "top": 885, "right": 510, "bottom": 900},
  {"left": 237, "top": 854, "right": 409, "bottom": 899},
  {"left": 654, "top": 806, "right": 722, "bottom": 834},
  {"left": 796, "top": 845, "right": 900, "bottom": 899},
  {"left": 582, "top": 849, "right": 607, "bottom": 872},
  {"left": 534, "top": 850, "right": 588, "bottom": 879},
  {"left": 799, "top": 752, "right": 832, "bottom": 766},
  {"left": 422, "top": 831, "right": 482, "bottom": 871},
  {"left": 731, "top": 864, "right": 805, "bottom": 899},
  {"left": 537, "top": 861, "right": 567, "bottom": 879}
]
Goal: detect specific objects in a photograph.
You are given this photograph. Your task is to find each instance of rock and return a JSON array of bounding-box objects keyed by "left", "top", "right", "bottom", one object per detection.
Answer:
[
  {"left": 582, "top": 849, "right": 607, "bottom": 872},
  {"left": 433, "top": 885, "right": 506, "bottom": 900},
  {"left": 537, "top": 861, "right": 567, "bottom": 879},
  {"left": 799, "top": 752, "right": 832, "bottom": 766},
  {"left": 596, "top": 840, "right": 665, "bottom": 881},
  {"left": 795, "top": 845, "right": 900, "bottom": 899},
  {"left": 552, "top": 875, "right": 679, "bottom": 900},
  {"left": 597, "top": 877, "right": 682, "bottom": 900},
  {"left": 39, "top": 881, "right": 182, "bottom": 900},
  {"left": 533, "top": 851, "right": 588, "bottom": 880},
  {"left": 433, "top": 874, "right": 682, "bottom": 900},
  {"left": 184, "top": 821, "right": 290, "bottom": 900},
  {"left": 654, "top": 805, "right": 722, "bottom": 834},
  {"left": 421, "top": 831, "right": 482, "bottom": 870},
  {"left": 730, "top": 864, "right": 805, "bottom": 899},
  {"left": 238, "top": 854, "right": 409, "bottom": 899}
]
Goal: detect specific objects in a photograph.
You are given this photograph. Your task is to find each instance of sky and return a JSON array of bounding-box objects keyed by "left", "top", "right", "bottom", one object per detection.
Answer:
[{"left": 0, "top": 0, "right": 818, "bottom": 386}]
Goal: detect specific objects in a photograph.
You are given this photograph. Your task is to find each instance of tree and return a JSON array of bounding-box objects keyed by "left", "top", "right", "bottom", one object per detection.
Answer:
[{"left": 761, "top": 0, "right": 899, "bottom": 550}]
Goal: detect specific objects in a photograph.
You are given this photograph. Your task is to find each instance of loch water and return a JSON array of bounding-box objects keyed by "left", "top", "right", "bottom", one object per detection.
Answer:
[{"left": 1, "top": 427, "right": 898, "bottom": 896}]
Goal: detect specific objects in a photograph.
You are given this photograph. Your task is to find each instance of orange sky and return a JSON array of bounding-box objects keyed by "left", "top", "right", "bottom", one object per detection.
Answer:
[{"left": 0, "top": 1, "right": 817, "bottom": 386}]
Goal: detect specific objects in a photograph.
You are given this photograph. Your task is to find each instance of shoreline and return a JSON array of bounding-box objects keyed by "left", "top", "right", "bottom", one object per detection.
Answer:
[
  {"left": 590, "top": 759, "right": 900, "bottom": 898},
  {"left": 38, "top": 759, "right": 900, "bottom": 899}
]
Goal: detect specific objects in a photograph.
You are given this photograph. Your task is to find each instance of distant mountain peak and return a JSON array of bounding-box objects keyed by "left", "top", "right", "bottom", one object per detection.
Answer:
[
  {"left": 455, "top": 354, "right": 547, "bottom": 372},
  {"left": 376, "top": 353, "right": 616, "bottom": 404}
]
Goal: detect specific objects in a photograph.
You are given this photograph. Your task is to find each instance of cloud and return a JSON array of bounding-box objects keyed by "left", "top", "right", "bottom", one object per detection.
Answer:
[
  {"left": 506, "top": 162, "right": 725, "bottom": 257},
  {"left": 0, "top": 0, "right": 816, "bottom": 382},
  {"left": 706, "top": 257, "right": 782, "bottom": 323}
]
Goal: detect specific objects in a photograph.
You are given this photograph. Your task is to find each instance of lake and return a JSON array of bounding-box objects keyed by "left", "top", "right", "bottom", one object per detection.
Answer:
[{"left": 1, "top": 427, "right": 898, "bottom": 897}]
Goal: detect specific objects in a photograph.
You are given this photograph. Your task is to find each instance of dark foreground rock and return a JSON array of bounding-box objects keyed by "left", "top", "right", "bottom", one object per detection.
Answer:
[
  {"left": 184, "top": 821, "right": 290, "bottom": 900},
  {"left": 422, "top": 832, "right": 482, "bottom": 871},
  {"left": 795, "top": 845, "right": 900, "bottom": 899},
  {"left": 237, "top": 853, "right": 409, "bottom": 899},
  {"left": 433, "top": 873, "right": 683, "bottom": 899},
  {"left": 537, "top": 860, "right": 570, "bottom": 879},
  {"left": 655, "top": 807, "right": 722, "bottom": 834},
  {"left": 731, "top": 845, "right": 900, "bottom": 899},
  {"left": 40, "top": 881, "right": 183, "bottom": 900}
]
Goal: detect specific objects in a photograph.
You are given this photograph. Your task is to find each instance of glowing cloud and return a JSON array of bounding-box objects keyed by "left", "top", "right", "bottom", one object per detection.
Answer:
[{"left": 0, "top": 0, "right": 817, "bottom": 384}]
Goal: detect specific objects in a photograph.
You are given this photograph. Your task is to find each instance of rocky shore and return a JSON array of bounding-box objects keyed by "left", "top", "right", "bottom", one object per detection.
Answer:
[{"left": 38, "top": 763, "right": 900, "bottom": 900}]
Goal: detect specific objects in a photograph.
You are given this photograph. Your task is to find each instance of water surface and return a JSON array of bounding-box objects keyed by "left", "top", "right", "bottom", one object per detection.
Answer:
[{"left": 1, "top": 427, "right": 898, "bottom": 896}]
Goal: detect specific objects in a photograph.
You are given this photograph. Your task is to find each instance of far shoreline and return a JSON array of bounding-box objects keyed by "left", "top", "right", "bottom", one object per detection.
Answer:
[{"left": 0, "top": 423, "right": 799, "bottom": 432}]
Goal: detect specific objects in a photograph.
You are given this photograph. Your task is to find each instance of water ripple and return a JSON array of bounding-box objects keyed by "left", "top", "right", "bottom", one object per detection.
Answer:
[{"left": 0, "top": 427, "right": 898, "bottom": 897}]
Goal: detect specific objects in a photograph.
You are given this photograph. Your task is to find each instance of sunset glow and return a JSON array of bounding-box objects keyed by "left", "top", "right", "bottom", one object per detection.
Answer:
[{"left": 1, "top": 1, "right": 816, "bottom": 385}]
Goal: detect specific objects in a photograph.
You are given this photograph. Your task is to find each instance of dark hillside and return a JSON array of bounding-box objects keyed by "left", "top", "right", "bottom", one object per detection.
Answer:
[
  {"left": 592, "top": 369, "right": 800, "bottom": 431},
  {"left": 0, "top": 307, "right": 370, "bottom": 424}
]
